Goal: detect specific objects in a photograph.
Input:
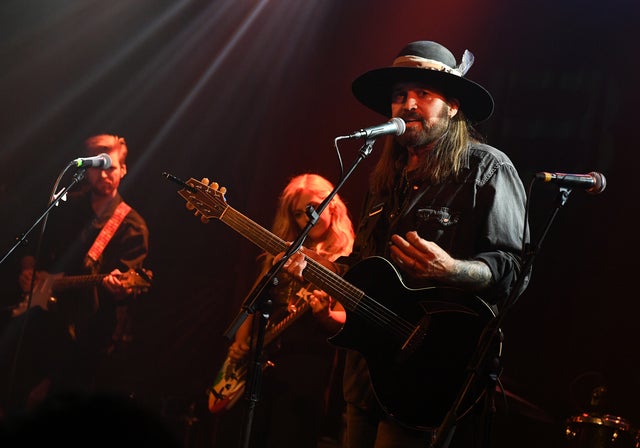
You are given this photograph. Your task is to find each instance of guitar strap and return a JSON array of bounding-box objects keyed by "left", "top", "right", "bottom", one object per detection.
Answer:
[{"left": 84, "top": 201, "right": 131, "bottom": 269}]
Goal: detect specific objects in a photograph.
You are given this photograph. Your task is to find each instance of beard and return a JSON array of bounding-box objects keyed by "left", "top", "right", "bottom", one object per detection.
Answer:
[
  {"left": 395, "top": 106, "right": 451, "bottom": 148},
  {"left": 92, "top": 180, "right": 116, "bottom": 197}
]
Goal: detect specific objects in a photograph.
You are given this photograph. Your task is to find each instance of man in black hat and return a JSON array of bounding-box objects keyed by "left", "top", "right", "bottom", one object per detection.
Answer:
[{"left": 282, "top": 40, "right": 530, "bottom": 447}]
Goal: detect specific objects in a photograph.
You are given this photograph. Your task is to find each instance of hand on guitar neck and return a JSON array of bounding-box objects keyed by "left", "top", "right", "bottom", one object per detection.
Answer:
[{"left": 13, "top": 266, "right": 153, "bottom": 317}]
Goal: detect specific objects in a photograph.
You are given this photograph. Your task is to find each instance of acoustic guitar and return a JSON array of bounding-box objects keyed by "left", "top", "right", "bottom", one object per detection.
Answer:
[{"left": 178, "top": 177, "right": 498, "bottom": 430}]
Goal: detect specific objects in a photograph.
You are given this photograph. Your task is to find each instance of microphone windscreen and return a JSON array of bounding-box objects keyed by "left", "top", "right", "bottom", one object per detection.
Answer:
[{"left": 587, "top": 172, "right": 606, "bottom": 195}]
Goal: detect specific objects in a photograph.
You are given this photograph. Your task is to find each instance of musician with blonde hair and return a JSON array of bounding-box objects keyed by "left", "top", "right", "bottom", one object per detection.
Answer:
[{"left": 211, "top": 173, "right": 355, "bottom": 448}]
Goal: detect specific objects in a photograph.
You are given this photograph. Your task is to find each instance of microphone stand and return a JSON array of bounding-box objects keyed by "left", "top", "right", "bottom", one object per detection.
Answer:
[
  {"left": 1, "top": 165, "right": 86, "bottom": 410},
  {"left": 224, "top": 138, "right": 378, "bottom": 448},
  {"left": 0, "top": 166, "right": 86, "bottom": 267},
  {"left": 431, "top": 186, "right": 574, "bottom": 448}
]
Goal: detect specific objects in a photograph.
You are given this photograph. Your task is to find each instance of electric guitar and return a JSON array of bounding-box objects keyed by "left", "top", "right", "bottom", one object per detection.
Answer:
[
  {"left": 177, "top": 177, "right": 499, "bottom": 430},
  {"left": 207, "top": 285, "right": 312, "bottom": 414},
  {"left": 12, "top": 268, "right": 153, "bottom": 317}
]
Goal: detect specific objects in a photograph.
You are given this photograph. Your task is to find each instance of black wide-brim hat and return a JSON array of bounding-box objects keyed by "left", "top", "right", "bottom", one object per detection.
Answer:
[{"left": 352, "top": 41, "right": 494, "bottom": 123}]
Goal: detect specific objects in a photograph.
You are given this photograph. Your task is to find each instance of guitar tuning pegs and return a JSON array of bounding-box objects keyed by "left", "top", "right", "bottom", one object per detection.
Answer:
[
  {"left": 200, "top": 216, "right": 209, "bottom": 224},
  {"left": 185, "top": 202, "right": 195, "bottom": 211},
  {"left": 219, "top": 186, "right": 227, "bottom": 195},
  {"left": 210, "top": 182, "right": 219, "bottom": 190},
  {"left": 201, "top": 178, "right": 210, "bottom": 185}
]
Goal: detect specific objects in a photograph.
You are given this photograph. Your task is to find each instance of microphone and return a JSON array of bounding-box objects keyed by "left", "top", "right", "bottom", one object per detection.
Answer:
[
  {"left": 339, "top": 117, "right": 406, "bottom": 140},
  {"left": 70, "top": 153, "right": 112, "bottom": 169},
  {"left": 535, "top": 171, "right": 606, "bottom": 194}
]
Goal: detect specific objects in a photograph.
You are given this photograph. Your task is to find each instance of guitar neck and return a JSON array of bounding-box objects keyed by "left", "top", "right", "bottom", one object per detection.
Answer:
[
  {"left": 220, "top": 207, "right": 289, "bottom": 257},
  {"left": 263, "top": 296, "right": 309, "bottom": 346},
  {"left": 52, "top": 274, "right": 107, "bottom": 293},
  {"left": 220, "top": 207, "right": 363, "bottom": 313}
]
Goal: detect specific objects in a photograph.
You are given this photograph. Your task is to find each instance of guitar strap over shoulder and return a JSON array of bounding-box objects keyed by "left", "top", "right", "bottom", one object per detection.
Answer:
[{"left": 84, "top": 201, "right": 131, "bottom": 269}]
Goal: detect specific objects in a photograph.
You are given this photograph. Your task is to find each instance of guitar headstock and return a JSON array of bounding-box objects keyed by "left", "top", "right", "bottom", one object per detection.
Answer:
[
  {"left": 178, "top": 178, "right": 228, "bottom": 223},
  {"left": 120, "top": 268, "right": 153, "bottom": 293}
]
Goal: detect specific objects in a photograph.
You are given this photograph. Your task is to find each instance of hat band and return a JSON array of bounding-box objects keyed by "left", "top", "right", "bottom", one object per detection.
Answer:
[{"left": 392, "top": 55, "right": 462, "bottom": 77}]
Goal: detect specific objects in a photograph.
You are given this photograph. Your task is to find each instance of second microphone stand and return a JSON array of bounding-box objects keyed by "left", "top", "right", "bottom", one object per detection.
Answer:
[
  {"left": 225, "top": 138, "right": 378, "bottom": 448},
  {"left": 1, "top": 164, "right": 87, "bottom": 410},
  {"left": 0, "top": 166, "right": 86, "bottom": 267},
  {"left": 431, "top": 186, "right": 574, "bottom": 448}
]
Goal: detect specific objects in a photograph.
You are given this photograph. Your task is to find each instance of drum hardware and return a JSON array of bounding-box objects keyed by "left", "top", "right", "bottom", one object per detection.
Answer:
[{"left": 565, "top": 412, "right": 640, "bottom": 448}]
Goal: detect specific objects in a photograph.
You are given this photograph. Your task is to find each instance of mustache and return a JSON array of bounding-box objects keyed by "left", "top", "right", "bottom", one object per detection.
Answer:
[{"left": 397, "top": 113, "right": 426, "bottom": 124}]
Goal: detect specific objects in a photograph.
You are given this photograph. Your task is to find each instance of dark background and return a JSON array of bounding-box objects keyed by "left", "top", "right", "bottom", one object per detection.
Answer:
[{"left": 1, "top": 0, "right": 639, "bottom": 446}]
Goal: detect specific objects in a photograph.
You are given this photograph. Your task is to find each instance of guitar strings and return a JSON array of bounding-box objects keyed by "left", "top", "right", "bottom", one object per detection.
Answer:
[
  {"left": 304, "top": 260, "right": 415, "bottom": 339},
  {"left": 221, "top": 210, "right": 416, "bottom": 341}
]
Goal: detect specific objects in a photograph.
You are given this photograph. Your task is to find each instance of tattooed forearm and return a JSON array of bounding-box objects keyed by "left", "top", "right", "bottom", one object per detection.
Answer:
[{"left": 449, "top": 259, "right": 492, "bottom": 290}]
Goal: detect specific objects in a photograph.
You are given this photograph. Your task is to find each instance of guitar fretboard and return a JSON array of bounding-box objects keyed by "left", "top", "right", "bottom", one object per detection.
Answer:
[
  {"left": 180, "top": 180, "right": 409, "bottom": 342},
  {"left": 52, "top": 274, "right": 106, "bottom": 292},
  {"left": 220, "top": 206, "right": 366, "bottom": 314}
]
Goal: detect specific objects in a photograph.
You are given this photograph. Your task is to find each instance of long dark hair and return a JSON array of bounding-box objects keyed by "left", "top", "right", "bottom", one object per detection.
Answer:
[{"left": 369, "top": 111, "right": 482, "bottom": 195}]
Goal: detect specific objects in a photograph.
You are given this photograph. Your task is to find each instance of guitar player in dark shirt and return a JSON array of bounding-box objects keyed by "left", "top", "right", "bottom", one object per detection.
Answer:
[
  {"left": 0, "top": 134, "right": 149, "bottom": 416},
  {"left": 280, "top": 40, "right": 530, "bottom": 448}
]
